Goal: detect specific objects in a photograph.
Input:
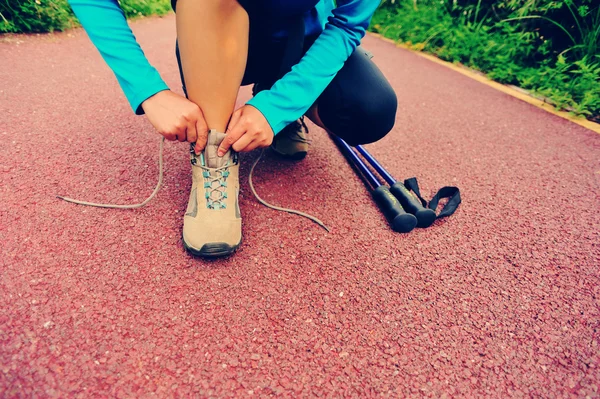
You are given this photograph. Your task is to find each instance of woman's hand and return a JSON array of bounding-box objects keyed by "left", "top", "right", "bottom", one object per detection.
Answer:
[
  {"left": 218, "top": 105, "right": 274, "bottom": 156},
  {"left": 142, "top": 90, "right": 209, "bottom": 154}
]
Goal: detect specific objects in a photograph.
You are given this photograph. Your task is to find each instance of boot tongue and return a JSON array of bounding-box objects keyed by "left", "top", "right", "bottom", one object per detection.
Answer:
[{"left": 204, "top": 130, "right": 231, "bottom": 168}]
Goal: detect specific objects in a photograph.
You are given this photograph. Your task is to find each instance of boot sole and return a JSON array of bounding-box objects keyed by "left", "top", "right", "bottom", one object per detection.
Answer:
[
  {"left": 270, "top": 147, "right": 307, "bottom": 161},
  {"left": 183, "top": 238, "right": 241, "bottom": 258}
]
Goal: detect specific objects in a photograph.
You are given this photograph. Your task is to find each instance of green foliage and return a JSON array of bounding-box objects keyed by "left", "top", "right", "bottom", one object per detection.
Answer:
[
  {"left": 1, "top": 0, "right": 77, "bottom": 33},
  {"left": 524, "top": 55, "right": 600, "bottom": 117},
  {"left": 501, "top": 0, "right": 600, "bottom": 60},
  {"left": 118, "top": 0, "right": 172, "bottom": 19},
  {"left": 372, "top": 0, "right": 600, "bottom": 119},
  {"left": 0, "top": 0, "right": 172, "bottom": 34}
]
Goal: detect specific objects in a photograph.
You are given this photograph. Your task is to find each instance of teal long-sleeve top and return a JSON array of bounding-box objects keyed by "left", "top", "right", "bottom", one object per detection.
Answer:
[{"left": 68, "top": 0, "right": 380, "bottom": 134}]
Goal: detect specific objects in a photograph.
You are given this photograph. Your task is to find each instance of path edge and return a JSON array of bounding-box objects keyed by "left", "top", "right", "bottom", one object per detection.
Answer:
[{"left": 368, "top": 32, "right": 600, "bottom": 135}]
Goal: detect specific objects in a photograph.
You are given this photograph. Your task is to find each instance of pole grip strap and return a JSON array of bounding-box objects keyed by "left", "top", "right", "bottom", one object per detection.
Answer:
[{"left": 403, "top": 177, "right": 461, "bottom": 219}]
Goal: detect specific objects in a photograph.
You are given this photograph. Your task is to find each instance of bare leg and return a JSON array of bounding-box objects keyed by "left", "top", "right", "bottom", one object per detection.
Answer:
[{"left": 176, "top": 0, "right": 249, "bottom": 133}]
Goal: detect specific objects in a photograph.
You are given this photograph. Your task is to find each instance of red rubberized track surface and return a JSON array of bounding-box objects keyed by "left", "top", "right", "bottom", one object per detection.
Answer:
[{"left": 1, "top": 15, "right": 599, "bottom": 397}]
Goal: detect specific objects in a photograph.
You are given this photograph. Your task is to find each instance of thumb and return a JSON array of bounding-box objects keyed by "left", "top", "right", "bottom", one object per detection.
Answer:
[
  {"left": 226, "top": 107, "right": 243, "bottom": 134},
  {"left": 219, "top": 108, "right": 244, "bottom": 156}
]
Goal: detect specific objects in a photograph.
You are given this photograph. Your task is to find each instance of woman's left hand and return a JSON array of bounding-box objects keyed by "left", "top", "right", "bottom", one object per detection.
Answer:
[{"left": 218, "top": 105, "right": 274, "bottom": 156}]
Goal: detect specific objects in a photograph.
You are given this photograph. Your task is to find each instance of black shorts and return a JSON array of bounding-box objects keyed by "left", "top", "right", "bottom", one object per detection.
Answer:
[{"left": 173, "top": 1, "right": 397, "bottom": 145}]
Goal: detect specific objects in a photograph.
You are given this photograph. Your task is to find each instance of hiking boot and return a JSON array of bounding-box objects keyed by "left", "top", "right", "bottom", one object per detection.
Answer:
[
  {"left": 183, "top": 130, "right": 242, "bottom": 257},
  {"left": 271, "top": 118, "right": 309, "bottom": 160}
]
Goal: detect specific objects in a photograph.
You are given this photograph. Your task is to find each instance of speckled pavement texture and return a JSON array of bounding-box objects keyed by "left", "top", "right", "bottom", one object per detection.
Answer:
[{"left": 1, "top": 15, "right": 599, "bottom": 398}]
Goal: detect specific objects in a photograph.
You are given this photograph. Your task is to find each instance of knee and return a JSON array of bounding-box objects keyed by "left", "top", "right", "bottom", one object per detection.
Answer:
[{"left": 344, "top": 87, "right": 397, "bottom": 146}]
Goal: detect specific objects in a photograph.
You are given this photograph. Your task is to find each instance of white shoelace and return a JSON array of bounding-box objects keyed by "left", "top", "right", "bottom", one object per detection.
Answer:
[
  {"left": 57, "top": 137, "right": 329, "bottom": 232},
  {"left": 57, "top": 137, "right": 165, "bottom": 209},
  {"left": 248, "top": 148, "right": 329, "bottom": 232}
]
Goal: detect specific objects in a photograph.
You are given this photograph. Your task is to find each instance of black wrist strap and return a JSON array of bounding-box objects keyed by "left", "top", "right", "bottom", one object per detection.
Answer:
[{"left": 403, "top": 177, "right": 461, "bottom": 219}]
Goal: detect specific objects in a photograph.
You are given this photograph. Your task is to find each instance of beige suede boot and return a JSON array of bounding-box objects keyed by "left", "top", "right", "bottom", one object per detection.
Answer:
[{"left": 183, "top": 130, "right": 242, "bottom": 257}]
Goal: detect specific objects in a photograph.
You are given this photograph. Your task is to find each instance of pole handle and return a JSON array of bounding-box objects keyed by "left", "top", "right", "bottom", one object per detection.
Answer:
[{"left": 372, "top": 186, "right": 417, "bottom": 233}]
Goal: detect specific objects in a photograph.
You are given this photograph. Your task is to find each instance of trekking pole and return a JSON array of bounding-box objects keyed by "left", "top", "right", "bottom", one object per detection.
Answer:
[
  {"left": 331, "top": 135, "right": 417, "bottom": 233},
  {"left": 355, "top": 145, "right": 436, "bottom": 228}
]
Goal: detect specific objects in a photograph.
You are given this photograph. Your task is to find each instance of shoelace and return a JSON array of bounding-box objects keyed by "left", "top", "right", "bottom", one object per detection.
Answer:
[
  {"left": 248, "top": 148, "right": 329, "bottom": 232},
  {"left": 190, "top": 146, "right": 233, "bottom": 210},
  {"left": 57, "top": 137, "right": 165, "bottom": 209},
  {"left": 198, "top": 164, "right": 230, "bottom": 210},
  {"left": 57, "top": 136, "right": 329, "bottom": 232}
]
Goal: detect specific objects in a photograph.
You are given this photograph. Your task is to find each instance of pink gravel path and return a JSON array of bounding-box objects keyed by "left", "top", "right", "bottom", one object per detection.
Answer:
[{"left": 1, "top": 15, "right": 599, "bottom": 398}]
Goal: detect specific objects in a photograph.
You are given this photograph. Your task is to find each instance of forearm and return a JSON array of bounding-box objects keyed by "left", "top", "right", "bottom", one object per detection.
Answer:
[{"left": 69, "top": 0, "right": 169, "bottom": 113}]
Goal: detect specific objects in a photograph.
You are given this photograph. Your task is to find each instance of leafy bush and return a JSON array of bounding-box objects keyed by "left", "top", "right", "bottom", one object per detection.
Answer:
[
  {"left": 1, "top": 0, "right": 77, "bottom": 33},
  {"left": 0, "top": 0, "right": 172, "bottom": 34},
  {"left": 523, "top": 56, "right": 600, "bottom": 117},
  {"left": 118, "top": 0, "right": 171, "bottom": 20},
  {"left": 372, "top": 0, "right": 600, "bottom": 119}
]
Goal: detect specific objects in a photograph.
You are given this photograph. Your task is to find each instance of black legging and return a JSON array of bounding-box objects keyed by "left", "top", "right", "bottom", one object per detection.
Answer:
[{"left": 314, "top": 46, "right": 397, "bottom": 146}]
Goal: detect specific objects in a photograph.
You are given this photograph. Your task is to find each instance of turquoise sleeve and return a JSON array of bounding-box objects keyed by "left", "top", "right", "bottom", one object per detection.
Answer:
[
  {"left": 68, "top": 0, "right": 169, "bottom": 114},
  {"left": 247, "top": 0, "right": 381, "bottom": 134}
]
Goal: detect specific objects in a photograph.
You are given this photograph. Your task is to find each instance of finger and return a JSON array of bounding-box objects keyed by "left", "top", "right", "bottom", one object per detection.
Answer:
[
  {"left": 240, "top": 139, "right": 263, "bottom": 153},
  {"left": 259, "top": 137, "right": 273, "bottom": 148},
  {"left": 194, "top": 114, "right": 209, "bottom": 154},
  {"left": 231, "top": 132, "right": 255, "bottom": 153},
  {"left": 219, "top": 126, "right": 246, "bottom": 156},
  {"left": 177, "top": 127, "right": 187, "bottom": 142},
  {"left": 164, "top": 131, "right": 177, "bottom": 141},
  {"left": 186, "top": 118, "right": 197, "bottom": 144},
  {"left": 226, "top": 108, "right": 243, "bottom": 133},
  {"left": 219, "top": 112, "right": 245, "bottom": 156}
]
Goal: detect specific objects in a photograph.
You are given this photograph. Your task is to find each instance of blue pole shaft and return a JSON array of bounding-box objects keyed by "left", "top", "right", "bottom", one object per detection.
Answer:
[
  {"left": 332, "top": 135, "right": 381, "bottom": 189},
  {"left": 356, "top": 145, "right": 396, "bottom": 186}
]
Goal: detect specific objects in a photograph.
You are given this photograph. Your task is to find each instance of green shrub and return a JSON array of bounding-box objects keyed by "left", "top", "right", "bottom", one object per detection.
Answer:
[
  {"left": 0, "top": 0, "right": 172, "bottom": 34},
  {"left": 522, "top": 55, "right": 600, "bottom": 117},
  {"left": 371, "top": 0, "right": 600, "bottom": 119},
  {"left": 501, "top": 0, "right": 600, "bottom": 60},
  {"left": 118, "top": 0, "right": 172, "bottom": 19},
  {"left": 1, "top": 0, "right": 77, "bottom": 33}
]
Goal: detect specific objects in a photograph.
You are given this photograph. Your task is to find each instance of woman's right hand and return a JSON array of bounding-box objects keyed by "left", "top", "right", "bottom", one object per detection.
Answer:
[{"left": 142, "top": 90, "right": 209, "bottom": 154}]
